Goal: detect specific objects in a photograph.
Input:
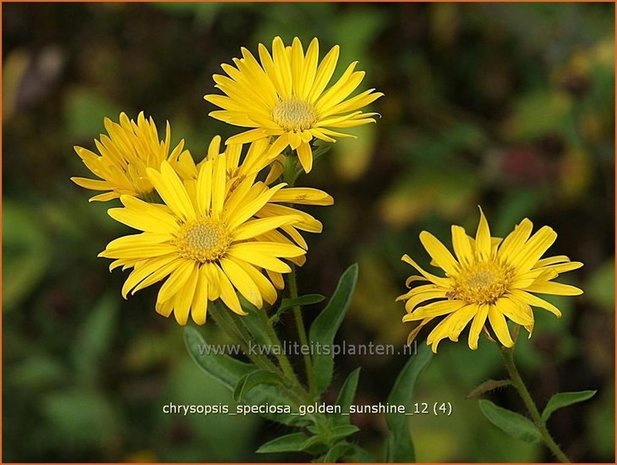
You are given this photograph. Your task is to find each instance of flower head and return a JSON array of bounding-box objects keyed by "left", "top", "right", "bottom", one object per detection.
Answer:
[
  {"left": 100, "top": 155, "right": 307, "bottom": 325},
  {"left": 397, "top": 208, "right": 583, "bottom": 352},
  {"left": 71, "top": 112, "right": 188, "bottom": 201},
  {"left": 204, "top": 37, "right": 383, "bottom": 173}
]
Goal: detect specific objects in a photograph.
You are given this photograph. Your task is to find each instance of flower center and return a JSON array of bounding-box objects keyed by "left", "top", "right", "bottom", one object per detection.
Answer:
[
  {"left": 272, "top": 98, "right": 317, "bottom": 132},
  {"left": 449, "top": 262, "right": 515, "bottom": 305},
  {"left": 176, "top": 218, "right": 231, "bottom": 263}
]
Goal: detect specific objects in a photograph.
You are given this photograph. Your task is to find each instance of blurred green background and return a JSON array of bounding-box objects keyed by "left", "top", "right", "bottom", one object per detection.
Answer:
[{"left": 2, "top": 2, "right": 614, "bottom": 462}]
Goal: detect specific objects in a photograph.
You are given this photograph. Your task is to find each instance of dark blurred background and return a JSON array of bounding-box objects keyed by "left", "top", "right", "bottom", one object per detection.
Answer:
[{"left": 2, "top": 2, "right": 614, "bottom": 462}]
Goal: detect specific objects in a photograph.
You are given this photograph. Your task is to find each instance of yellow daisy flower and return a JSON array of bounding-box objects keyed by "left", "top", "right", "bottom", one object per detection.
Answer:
[
  {"left": 71, "top": 112, "right": 189, "bottom": 202},
  {"left": 397, "top": 208, "right": 583, "bottom": 352},
  {"left": 204, "top": 36, "right": 383, "bottom": 173},
  {"left": 171, "top": 135, "right": 334, "bottom": 290},
  {"left": 99, "top": 155, "right": 307, "bottom": 325}
]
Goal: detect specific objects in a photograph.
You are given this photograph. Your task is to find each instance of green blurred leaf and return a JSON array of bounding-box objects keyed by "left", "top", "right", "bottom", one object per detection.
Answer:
[
  {"left": 309, "top": 264, "right": 359, "bottom": 394},
  {"left": 478, "top": 399, "right": 541, "bottom": 443},
  {"left": 585, "top": 259, "right": 614, "bottom": 312},
  {"left": 64, "top": 86, "right": 122, "bottom": 140},
  {"left": 256, "top": 432, "right": 310, "bottom": 454},
  {"left": 73, "top": 293, "right": 118, "bottom": 383},
  {"left": 384, "top": 344, "right": 433, "bottom": 462},
  {"left": 3, "top": 201, "right": 50, "bottom": 310},
  {"left": 541, "top": 390, "right": 597, "bottom": 422},
  {"left": 42, "top": 389, "right": 118, "bottom": 449},
  {"left": 11, "top": 355, "right": 68, "bottom": 390},
  {"left": 233, "top": 369, "right": 285, "bottom": 402}
]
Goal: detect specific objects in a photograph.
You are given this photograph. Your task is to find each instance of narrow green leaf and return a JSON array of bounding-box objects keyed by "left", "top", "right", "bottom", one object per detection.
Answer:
[
  {"left": 233, "top": 369, "right": 285, "bottom": 402},
  {"left": 74, "top": 293, "right": 118, "bottom": 382},
  {"left": 309, "top": 264, "right": 359, "bottom": 394},
  {"left": 322, "top": 441, "right": 354, "bottom": 462},
  {"left": 334, "top": 368, "right": 361, "bottom": 425},
  {"left": 478, "top": 399, "right": 542, "bottom": 443},
  {"left": 328, "top": 424, "right": 360, "bottom": 443},
  {"left": 466, "top": 379, "right": 512, "bottom": 399},
  {"left": 184, "top": 326, "right": 306, "bottom": 426},
  {"left": 256, "top": 432, "right": 310, "bottom": 453},
  {"left": 238, "top": 301, "right": 273, "bottom": 347},
  {"left": 271, "top": 294, "right": 325, "bottom": 323},
  {"left": 384, "top": 344, "right": 433, "bottom": 462},
  {"left": 541, "top": 390, "right": 597, "bottom": 422}
]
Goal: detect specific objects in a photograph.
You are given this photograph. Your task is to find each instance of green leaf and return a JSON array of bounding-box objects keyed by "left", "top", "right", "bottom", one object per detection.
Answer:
[
  {"left": 541, "top": 390, "right": 597, "bottom": 422},
  {"left": 271, "top": 294, "right": 325, "bottom": 323},
  {"left": 233, "top": 369, "right": 285, "bottom": 402},
  {"left": 478, "top": 399, "right": 542, "bottom": 443},
  {"left": 466, "top": 379, "right": 512, "bottom": 399},
  {"left": 334, "top": 368, "right": 361, "bottom": 425},
  {"left": 328, "top": 424, "right": 360, "bottom": 443},
  {"left": 384, "top": 344, "right": 433, "bottom": 462},
  {"left": 309, "top": 264, "right": 359, "bottom": 394},
  {"left": 321, "top": 441, "right": 355, "bottom": 462},
  {"left": 184, "top": 326, "right": 306, "bottom": 426},
  {"left": 256, "top": 432, "right": 310, "bottom": 453},
  {"left": 238, "top": 301, "right": 274, "bottom": 347},
  {"left": 73, "top": 293, "right": 118, "bottom": 383}
]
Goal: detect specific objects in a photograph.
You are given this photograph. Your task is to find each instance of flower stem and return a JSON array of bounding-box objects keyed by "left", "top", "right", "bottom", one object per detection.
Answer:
[
  {"left": 210, "top": 302, "right": 280, "bottom": 374},
  {"left": 288, "top": 264, "right": 317, "bottom": 398},
  {"left": 499, "top": 346, "right": 571, "bottom": 463},
  {"left": 255, "top": 305, "right": 298, "bottom": 385}
]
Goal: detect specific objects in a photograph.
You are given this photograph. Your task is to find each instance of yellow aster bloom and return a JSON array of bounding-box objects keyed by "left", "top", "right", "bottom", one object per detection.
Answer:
[
  {"left": 397, "top": 208, "right": 583, "bottom": 353},
  {"left": 204, "top": 36, "right": 383, "bottom": 173},
  {"left": 71, "top": 112, "right": 189, "bottom": 202},
  {"left": 99, "top": 155, "right": 307, "bottom": 325},
  {"left": 170, "top": 135, "right": 334, "bottom": 290}
]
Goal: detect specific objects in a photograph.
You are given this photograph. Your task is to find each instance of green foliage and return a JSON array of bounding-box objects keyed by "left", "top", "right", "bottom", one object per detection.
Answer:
[
  {"left": 309, "top": 264, "right": 359, "bottom": 394},
  {"left": 478, "top": 399, "right": 542, "bottom": 444},
  {"left": 384, "top": 344, "right": 433, "bottom": 462},
  {"left": 271, "top": 294, "right": 325, "bottom": 323},
  {"left": 541, "top": 390, "right": 597, "bottom": 422}
]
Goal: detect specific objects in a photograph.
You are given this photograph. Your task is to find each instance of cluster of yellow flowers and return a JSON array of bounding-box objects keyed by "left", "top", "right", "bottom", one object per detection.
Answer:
[
  {"left": 73, "top": 36, "right": 582, "bottom": 353},
  {"left": 72, "top": 37, "right": 382, "bottom": 326}
]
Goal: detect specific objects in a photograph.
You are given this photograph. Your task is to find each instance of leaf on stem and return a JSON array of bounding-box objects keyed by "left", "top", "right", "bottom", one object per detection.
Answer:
[
  {"left": 541, "top": 390, "right": 597, "bottom": 422},
  {"left": 309, "top": 264, "right": 359, "bottom": 394},
  {"left": 466, "top": 379, "right": 512, "bottom": 399},
  {"left": 334, "top": 367, "right": 361, "bottom": 425},
  {"left": 256, "top": 432, "right": 310, "bottom": 453},
  {"left": 384, "top": 343, "right": 433, "bottom": 462},
  {"left": 271, "top": 293, "right": 325, "bottom": 323},
  {"left": 478, "top": 399, "right": 542, "bottom": 443},
  {"left": 183, "top": 325, "right": 306, "bottom": 426},
  {"left": 233, "top": 369, "right": 286, "bottom": 402}
]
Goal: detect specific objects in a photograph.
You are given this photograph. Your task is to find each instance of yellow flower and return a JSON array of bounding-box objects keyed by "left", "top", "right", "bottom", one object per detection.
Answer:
[
  {"left": 204, "top": 36, "right": 383, "bottom": 173},
  {"left": 397, "top": 208, "right": 583, "bottom": 352},
  {"left": 71, "top": 112, "right": 188, "bottom": 201},
  {"left": 99, "top": 155, "right": 307, "bottom": 325},
  {"left": 173, "top": 134, "right": 334, "bottom": 256}
]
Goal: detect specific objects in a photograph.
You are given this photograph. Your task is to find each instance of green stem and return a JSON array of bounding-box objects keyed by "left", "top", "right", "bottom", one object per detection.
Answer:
[
  {"left": 500, "top": 346, "right": 571, "bottom": 463},
  {"left": 209, "top": 302, "right": 280, "bottom": 374},
  {"left": 288, "top": 264, "right": 317, "bottom": 398},
  {"left": 255, "top": 306, "right": 298, "bottom": 385}
]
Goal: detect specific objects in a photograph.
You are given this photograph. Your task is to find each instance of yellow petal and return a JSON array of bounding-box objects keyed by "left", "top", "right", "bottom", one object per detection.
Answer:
[
  {"left": 488, "top": 305, "right": 514, "bottom": 347},
  {"left": 419, "top": 231, "right": 459, "bottom": 276},
  {"left": 475, "top": 207, "right": 492, "bottom": 261},
  {"left": 468, "top": 304, "right": 489, "bottom": 350}
]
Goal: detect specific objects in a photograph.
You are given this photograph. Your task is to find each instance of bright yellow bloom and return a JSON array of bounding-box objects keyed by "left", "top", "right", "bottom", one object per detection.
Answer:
[
  {"left": 204, "top": 36, "right": 383, "bottom": 173},
  {"left": 397, "top": 208, "right": 583, "bottom": 352},
  {"left": 71, "top": 112, "right": 188, "bottom": 202},
  {"left": 99, "top": 155, "right": 307, "bottom": 325}
]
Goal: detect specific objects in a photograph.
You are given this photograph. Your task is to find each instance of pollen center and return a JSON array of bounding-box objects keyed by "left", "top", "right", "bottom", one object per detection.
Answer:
[
  {"left": 176, "top": 218, "right": 231, "bottom": 263},
  {"left": 450, "top": 262, "right": 515, "bottom": 305},
  {"left": 272, "top": 98, "right": 318, "bottom": 132}
]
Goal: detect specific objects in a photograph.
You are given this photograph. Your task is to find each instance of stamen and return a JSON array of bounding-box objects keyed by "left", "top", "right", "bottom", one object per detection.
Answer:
[
  {"left": 272, "top": 98, "right": 318, "bottom": 132},
  {"left": 176, "top": 218, "right": 231, "bottom": 263},
  {"left": 450, "top": 262, "right": 515, "bottom": 305}
]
